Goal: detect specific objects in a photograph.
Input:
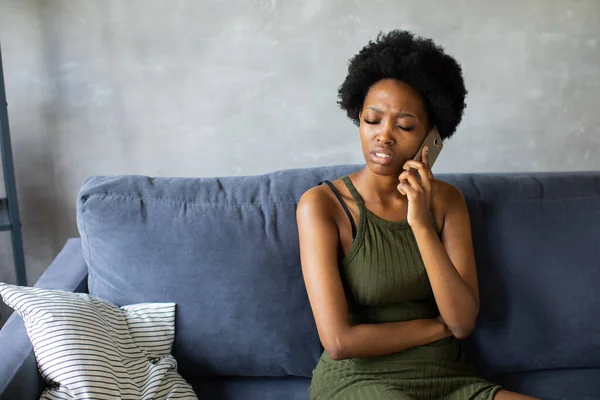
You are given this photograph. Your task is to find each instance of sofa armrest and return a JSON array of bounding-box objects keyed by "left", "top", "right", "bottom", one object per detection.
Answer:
[{"left": 0, "top": 238, "right": 88, "bottom": 400}]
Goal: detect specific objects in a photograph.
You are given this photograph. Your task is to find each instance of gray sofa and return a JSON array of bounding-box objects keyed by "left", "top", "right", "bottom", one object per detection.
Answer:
[{"left": 1, "top": 165, "right": 599, "bottom": 400}]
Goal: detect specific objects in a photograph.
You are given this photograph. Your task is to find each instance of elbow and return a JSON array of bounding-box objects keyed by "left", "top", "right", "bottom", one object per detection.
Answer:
[
  {"left": 450, "top": 326, "right": 472, "bottom": 340},
  {"left": 449, "top": 299, "right": 479, "bottom": 339},
  {"left": 325, "top": 344, "right": 346, "bottom": 361},
  {"left": 322, "top": 332, "right": 350, "bottom": 361},
  {"left": 324, "top": 339, "right": 348, "bottom": 361},
  {"left": 448, "top": 320, "right": 476, "bottom": 340}
]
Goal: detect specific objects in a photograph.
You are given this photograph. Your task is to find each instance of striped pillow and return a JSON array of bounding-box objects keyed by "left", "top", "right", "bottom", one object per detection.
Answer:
[{"left": 0, "top": 283, "right": 198, "bottom": 400}]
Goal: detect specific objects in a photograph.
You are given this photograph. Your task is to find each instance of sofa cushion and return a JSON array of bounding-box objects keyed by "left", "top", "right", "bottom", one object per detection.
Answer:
[
  {"left": 77, "top": 165, "right": 360, "bottom": 379},
  {"left": 443, "top": 172, "right": 600, "bottom": 377}
]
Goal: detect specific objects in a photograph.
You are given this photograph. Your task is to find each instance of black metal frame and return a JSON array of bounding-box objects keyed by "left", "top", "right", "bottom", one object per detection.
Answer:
[{"left": 0, "top": 42, "right": 27, "bottom": 286}]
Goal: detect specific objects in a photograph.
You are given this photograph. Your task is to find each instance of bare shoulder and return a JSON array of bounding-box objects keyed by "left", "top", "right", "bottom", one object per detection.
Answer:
[
  {"left": 433, "top": 179, "right": 466, "bottom": 205},
  {"left": 297, "top": 184, "right": 338, "bottom": 220},
  {"left": 432, "top": 179, "right": 468, "bottom": 230}
]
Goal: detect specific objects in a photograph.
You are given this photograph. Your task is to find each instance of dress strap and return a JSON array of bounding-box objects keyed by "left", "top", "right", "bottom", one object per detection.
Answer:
[
  {"left": 319, "top": 180, "right": 357, "bottom": 241},
  {"left": 341, "top": 176, "right": 365, "bottom": 209}
]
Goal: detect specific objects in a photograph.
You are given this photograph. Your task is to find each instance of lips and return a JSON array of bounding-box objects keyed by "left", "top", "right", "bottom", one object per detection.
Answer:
[
  {"left": 372, "top": 147, "right": 394, "bottom": 157},
  {"left": 370, "top": 147, "right": 395, "bottom": 165}
]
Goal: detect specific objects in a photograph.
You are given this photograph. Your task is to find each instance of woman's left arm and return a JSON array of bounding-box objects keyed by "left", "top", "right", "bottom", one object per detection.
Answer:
[
  {"left": 411, "top": 184, "right": 480, "bottom": 339},
  {"left": 399, "top": 149, "right": 480, "bottom": 340}
]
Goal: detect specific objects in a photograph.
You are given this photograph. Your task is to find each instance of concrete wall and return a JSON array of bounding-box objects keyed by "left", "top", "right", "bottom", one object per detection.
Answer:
[{"left": 0, "top": 0, "right": 598, "bottom": 299}]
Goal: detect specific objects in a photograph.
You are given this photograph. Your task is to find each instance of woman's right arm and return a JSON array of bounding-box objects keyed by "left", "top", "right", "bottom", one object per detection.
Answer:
[{"left": 297, "top": 188, "right": 452, "bottom": 361}]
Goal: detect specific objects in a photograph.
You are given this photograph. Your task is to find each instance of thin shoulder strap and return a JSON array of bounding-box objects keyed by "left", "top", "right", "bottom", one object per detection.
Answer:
[
  {"left": 319, "top": 180, "right": 357, "bottom": 241},
  {"left": 341, "top": 176, "right": 365, "bottom": 208}
]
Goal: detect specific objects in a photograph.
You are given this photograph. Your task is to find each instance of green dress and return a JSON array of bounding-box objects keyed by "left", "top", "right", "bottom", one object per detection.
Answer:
[{"left": 309, "top": 176, "right": 502, "bottom": 400}]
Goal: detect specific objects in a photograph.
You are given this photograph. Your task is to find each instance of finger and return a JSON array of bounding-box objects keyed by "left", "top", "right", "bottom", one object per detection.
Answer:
[
  {"left": 404, "top": 160, "right": 434, "bottom": 189},
  {"left": 404, "top": 163, "right": 430, "bottom": 189},
  {"left": 405, "top": 170, "right": 423, "bottom": 192},
  {"left": 415, "top": 162, "right": 433, "bottom": 194},
  {"left": 403, "top": 160, "right": 427, "bottom": 171},
  {"left": 422, "top": 147, "right": 435, "bottom": 181},
  {"left": 398, "top": 171, "right": 410, "bottom": 182},
  {"left": 422, "top": 146, "right": 430, "bottom": 168},
  {"left": 398, "top": 182, "right": 416, "bottom": 199},
  {"left": 397, "top": 183, "right": 406, "bottom": 196},
  {"left": 397, "top": 172, "right": 409, "bottom": 195}
]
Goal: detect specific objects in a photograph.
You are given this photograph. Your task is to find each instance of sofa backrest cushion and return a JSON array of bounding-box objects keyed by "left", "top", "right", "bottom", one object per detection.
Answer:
[
  {"left": 450, "top": 171, "right": 600, "bottom": 376},
  {"left": 77, "top": 165, "right": 359, "bottom": 379}
]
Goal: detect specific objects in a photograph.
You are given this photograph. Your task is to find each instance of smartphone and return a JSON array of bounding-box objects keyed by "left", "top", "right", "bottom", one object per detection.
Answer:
[{"left": 412, "top": 126, "right": 443, "bottom": 168}]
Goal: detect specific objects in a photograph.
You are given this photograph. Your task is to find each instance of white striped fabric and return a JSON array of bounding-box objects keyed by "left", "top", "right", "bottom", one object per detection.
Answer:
[{"left": 0, "top": 283, "right": 198, "bottom": 400}]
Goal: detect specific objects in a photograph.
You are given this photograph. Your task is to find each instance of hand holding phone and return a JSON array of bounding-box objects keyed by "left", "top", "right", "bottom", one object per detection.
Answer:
[
  {"left": 413, "top": 126, "right": 443, "bottom": 167},
  {"left": 398, "top": 126, "right": 442, "bottom": 225}
]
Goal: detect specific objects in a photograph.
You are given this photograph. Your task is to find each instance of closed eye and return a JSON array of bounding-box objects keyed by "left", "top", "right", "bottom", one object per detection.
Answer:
[{"left": 364, "top": 119, "right": 414, "bottom": 131}]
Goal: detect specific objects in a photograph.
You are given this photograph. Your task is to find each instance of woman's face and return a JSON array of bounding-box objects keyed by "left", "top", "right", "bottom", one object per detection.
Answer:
[{"left": 359, "top": 79, "right": 430, "bottom": 176}]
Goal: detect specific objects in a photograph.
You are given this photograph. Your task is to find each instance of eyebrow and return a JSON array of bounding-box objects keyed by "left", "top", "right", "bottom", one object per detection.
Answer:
[{"left": 367, "top": 106, "right": 417, "bottom": 119}]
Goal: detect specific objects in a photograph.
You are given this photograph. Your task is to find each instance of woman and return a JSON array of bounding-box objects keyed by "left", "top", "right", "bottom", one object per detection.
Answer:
[{"left": 296, "top": 30, "right": 538, "bottom": 400}]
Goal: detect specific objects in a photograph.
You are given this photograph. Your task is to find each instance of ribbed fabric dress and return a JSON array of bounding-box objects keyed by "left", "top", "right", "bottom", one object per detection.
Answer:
[{"left": 309, "top": 176, "right": 502, "bottom": 400}]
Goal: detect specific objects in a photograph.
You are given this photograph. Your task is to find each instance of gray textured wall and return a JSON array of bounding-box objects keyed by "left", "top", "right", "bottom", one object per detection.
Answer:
[{"left": 0, "top": 0, "right": 599, "bottom": 293}]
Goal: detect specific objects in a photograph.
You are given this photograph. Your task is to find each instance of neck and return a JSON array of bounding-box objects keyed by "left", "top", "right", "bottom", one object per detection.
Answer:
[{"left": 353, "top": 167, "right": 404, "bottom": 203}]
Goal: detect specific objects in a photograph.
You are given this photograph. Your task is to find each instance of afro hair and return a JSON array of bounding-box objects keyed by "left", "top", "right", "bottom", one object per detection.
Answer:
[{"left": 338, "top": 30, "right": 467, "bottom": 140}]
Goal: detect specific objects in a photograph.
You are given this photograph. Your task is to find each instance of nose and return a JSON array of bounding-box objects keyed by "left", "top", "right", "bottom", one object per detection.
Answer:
[{"left": 376, "top": 121, "right": 395, "bottom": 145}]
